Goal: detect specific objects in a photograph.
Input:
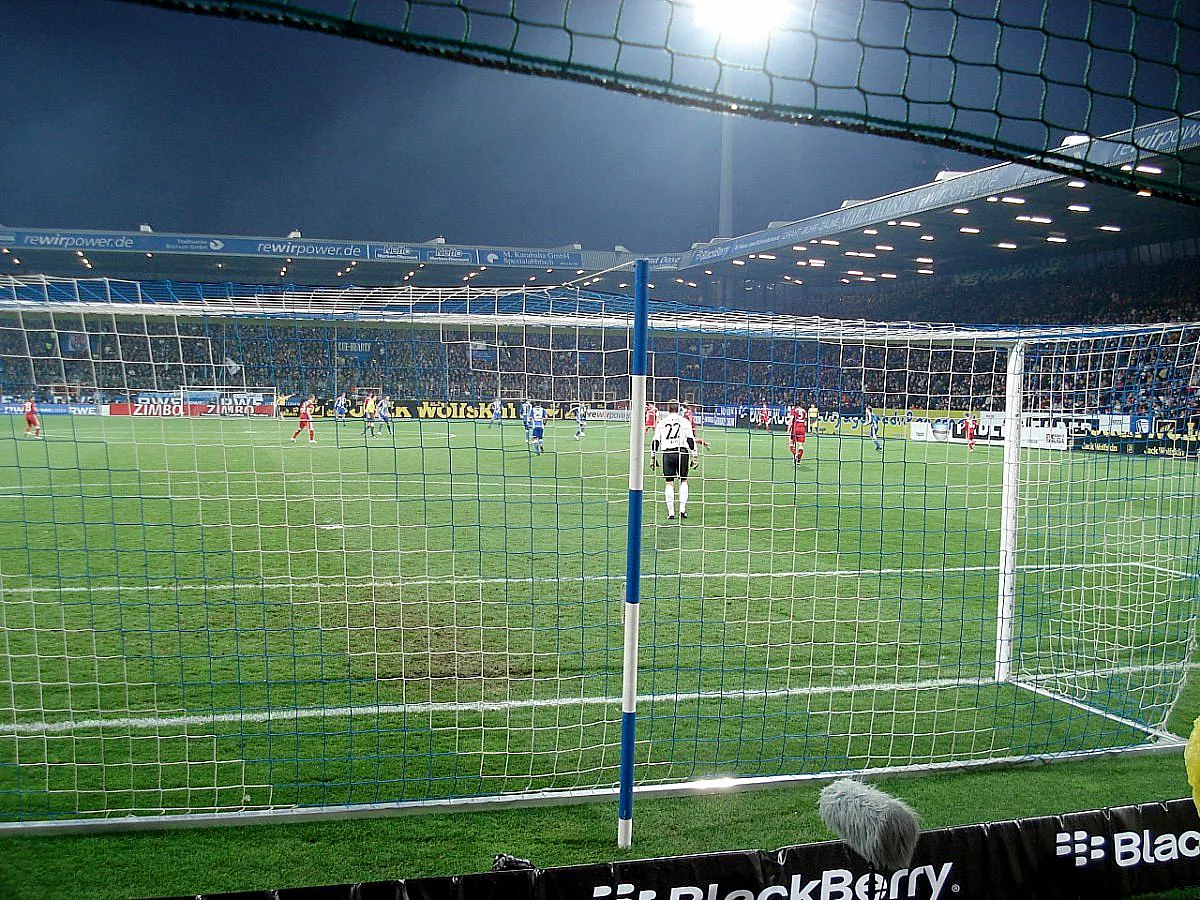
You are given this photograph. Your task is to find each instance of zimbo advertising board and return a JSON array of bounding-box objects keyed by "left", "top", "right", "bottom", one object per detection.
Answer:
[
  {"left": 106, "top": 390, "right": 276, "bottom": 417},
  {"left": 150, "top": 798, "right": 1200, "bottom": 900}
]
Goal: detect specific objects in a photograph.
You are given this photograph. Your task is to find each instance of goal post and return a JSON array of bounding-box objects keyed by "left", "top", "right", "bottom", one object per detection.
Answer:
[
  {"left": 0, "top": 275, "right": 1197, "bottom": 834},
  {"left": 995, "top": 340, "right": 1025, "bottom": 684}
]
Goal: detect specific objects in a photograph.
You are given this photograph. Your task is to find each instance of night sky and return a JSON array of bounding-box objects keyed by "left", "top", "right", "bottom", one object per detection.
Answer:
[{"left": 3, "top": 1, "right": 987, "bottom": 253}]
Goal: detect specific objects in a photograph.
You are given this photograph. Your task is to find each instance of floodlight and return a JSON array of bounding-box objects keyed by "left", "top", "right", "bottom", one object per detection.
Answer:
[{"left": 694, "top": 0, "right": 788, "bottom": 42}]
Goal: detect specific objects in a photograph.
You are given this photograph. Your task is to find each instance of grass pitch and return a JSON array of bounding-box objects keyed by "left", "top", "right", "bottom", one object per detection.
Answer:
[{"left": 1, "top": 414, "right": 1196, "bottom": 825}]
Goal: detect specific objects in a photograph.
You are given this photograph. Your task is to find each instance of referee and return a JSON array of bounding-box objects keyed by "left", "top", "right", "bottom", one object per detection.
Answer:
[{"left": 650, "top": 399, "right": 696, "bottom": 520}]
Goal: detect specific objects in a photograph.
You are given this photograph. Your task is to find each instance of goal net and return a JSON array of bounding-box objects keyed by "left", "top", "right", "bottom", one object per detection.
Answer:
[
  {"left": 126, "top": 0, "right": 1200, "bottom": 206},
  {"left": 0, "top": 276, "right": 1197, "bottom": 828}
]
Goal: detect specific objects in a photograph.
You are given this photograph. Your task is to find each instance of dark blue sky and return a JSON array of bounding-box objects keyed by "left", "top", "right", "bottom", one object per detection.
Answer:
[{"left": 2, "top": 1, "right": 985, "bottom": 252}]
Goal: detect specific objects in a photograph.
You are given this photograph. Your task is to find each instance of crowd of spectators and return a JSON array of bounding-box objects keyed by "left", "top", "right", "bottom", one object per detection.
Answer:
[
  {"left": 1, "top": 257, "right": 1197, "bottom": 423},
  {"left": 807, "top": 257, "right": 1200, "bottom": 326}
]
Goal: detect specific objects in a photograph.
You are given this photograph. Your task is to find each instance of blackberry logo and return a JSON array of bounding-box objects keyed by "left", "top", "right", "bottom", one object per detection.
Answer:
[{"left": 1057, "top": 830, "right": 1106, "bottom": 867}]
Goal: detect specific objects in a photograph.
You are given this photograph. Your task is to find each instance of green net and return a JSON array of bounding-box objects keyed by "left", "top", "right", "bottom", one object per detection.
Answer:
[{"left": 115, "top": 0, "right": 1200, "bottom": 204}]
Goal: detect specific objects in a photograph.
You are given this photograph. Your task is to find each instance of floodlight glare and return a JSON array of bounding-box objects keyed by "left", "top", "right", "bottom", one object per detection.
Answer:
[{"left": 694, "top": 0, "right": 787, "bottom": 42}]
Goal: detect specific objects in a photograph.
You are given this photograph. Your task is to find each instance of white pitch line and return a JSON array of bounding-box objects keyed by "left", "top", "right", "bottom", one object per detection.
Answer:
[
  {"left": 0, "top": 676, "right": 990, "bottom": 736},
  {"left": 7, "top": 662, "right": 1195, "bottom": 737},
  {"left": 3, "top": 559, "right": 1184, "bottom": 596}
]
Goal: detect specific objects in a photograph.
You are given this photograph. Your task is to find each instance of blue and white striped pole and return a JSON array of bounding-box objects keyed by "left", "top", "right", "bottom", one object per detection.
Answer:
[{"left": 617, "top": 259, "right": 650, "bottom": 849}]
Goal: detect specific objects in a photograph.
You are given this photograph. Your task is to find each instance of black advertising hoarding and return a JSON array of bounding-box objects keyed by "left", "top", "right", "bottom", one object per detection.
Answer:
[
  {"left": 154, "top": 798, "right": 1200, "bottom": 900},
  {"left": 278, "top": 399, "right": 565, "bottom": 421},
  {"left": 1072, "top": 432, "right": 1200, "bottom": 459}
]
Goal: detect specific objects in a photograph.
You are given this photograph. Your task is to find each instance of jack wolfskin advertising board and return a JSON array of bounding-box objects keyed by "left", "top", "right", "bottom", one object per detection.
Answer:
[
  {"left": 279, "top": 399, "right": 567, "bottom": 421},
  {"left": 154, "top": 798, "right": 1200, "bottom": 900}
]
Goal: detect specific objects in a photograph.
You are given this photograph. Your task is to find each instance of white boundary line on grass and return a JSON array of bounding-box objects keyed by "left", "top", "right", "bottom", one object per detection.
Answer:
[
  {"left": 6, "top": 558, "right": 1185, "bottom": 596},
  {"left": 4, "top": 662, "right": 1193, "bottom": 736}
]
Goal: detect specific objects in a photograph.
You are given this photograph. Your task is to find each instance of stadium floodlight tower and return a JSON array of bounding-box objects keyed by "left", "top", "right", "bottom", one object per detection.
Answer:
[{"left": 693, "top": 0, "right": 791, "bottom": 239}]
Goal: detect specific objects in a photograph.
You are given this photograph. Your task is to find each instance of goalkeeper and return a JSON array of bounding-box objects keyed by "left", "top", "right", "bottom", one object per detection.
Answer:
[{"left": 650, "top": 399, "right": 696, "bottom": 521}]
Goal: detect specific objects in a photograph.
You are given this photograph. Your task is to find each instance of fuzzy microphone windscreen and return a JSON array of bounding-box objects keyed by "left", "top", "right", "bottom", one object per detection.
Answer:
[{"left": 819, "top": 779, "right": 921, "bottom": 871}]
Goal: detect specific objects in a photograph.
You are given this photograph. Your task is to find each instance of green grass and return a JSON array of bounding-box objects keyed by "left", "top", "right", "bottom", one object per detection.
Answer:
[
  {"left": 0, "top": 414, "right": 1197, "bottom": 824},
  {"left": 0, "top": 751, "right": 1195, "bottom": 899},
  {"left": 0, "top": 413, "right": 1198, "bottom": 897}
]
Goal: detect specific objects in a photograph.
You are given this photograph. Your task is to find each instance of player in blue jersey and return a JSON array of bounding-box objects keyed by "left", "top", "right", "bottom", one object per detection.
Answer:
[
  {"left": 491, "top": 397, "right": 503, "bottom": 426},
  {"left": 865, "top": 405, "right": 883, "bottom": 452},
  {"left": 520, "top": 399, "right": 533, "bottom": 442},
  {"left": 378, "top": 395, "right": 394, "bottom": 435},
  {"left": 571, "top": 402, "right": 588, "bottom": 440},
  {"left": 333, "top": 393, "right": 348, "bottom": 426},
  {"left": 530, "top": 403, "right": 546, "bottom": 454}
]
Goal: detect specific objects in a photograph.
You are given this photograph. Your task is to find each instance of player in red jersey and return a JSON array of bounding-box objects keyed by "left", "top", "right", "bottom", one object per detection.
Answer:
[
  {"left": 681, "top": 405, "right": 711, "bottom": 449},
  {"left": 290, "top": 395, "right": 316, "bottom": 444},
  {"left": 964, "top": 412, "right": 977, "bottom": 451},
  {"left": 756, "top": 399, "right": 771, "bottom": 430},
  {"left": 23, "top": 396, "right": 41, "bottom": 438},
  {"left": 644, "top": 402, "right": 658, "bottom": 434},
  {"left": 787, "top": 400, "right": 807, "bottom": 463}
]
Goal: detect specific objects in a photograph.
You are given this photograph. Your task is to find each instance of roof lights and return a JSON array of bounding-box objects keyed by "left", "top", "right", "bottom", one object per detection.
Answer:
[
  {"left": 952, "top": 208, "right": 970, "bottom": 215},
  {"left": 1099, "top": 224, "right": 1122, "bottom": 232},
  {"left": 1068, "top": 180, "right": 1087, "bottom": 188},
  {"left": 875, "top": 244, "right": 894, "bottom": 251},
  {"left": 1046, "top": 235, "right": 1068, "bottom": 243},
  {"left": 1016, "top": 215, "right": 1053, "bottom": 224},
  {"left": 916, "top": 268, "right": 933, "bottom": 275},
  {"left": 757, "top": 253, "right": 776, "bottom": 260},
  {"left": 899, "top": 220, "right": 921, "bottom": 227},
  {"left": 1000, "top": 196, "right": 1025, "bottom": 204},
  {"left": 920, "top": 235, "right": 935, "bottom": 241},
  {"left": 731, "top": 259, "right": 746, "bottom": 266},
  {"left": 863, "top": 228, "right": 879, "bottom": 235},
  {"left": 1067, "top": 204, "right": 1091, "bottom": 212},
  {"left": 997, "top": 242, "right": 1017, "bottom": 250},
  {"left": 915, "top": 257, "right": 934, "bottom": 264},
  {"left": 959, "top": 226, "right": 981, "bottom": 234},
  {"left": 819, "top": 239, "right": 840, "bottom": 246}
]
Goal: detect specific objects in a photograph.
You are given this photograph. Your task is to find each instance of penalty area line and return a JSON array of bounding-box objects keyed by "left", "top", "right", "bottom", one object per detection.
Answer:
[{"left": 8, "top": 665, "right": 1192, "bottom": 737}]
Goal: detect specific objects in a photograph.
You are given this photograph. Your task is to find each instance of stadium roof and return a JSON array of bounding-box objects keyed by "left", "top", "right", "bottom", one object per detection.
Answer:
[{"left": 3, "top": 116, "right": 1199, "bottom": 305}]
